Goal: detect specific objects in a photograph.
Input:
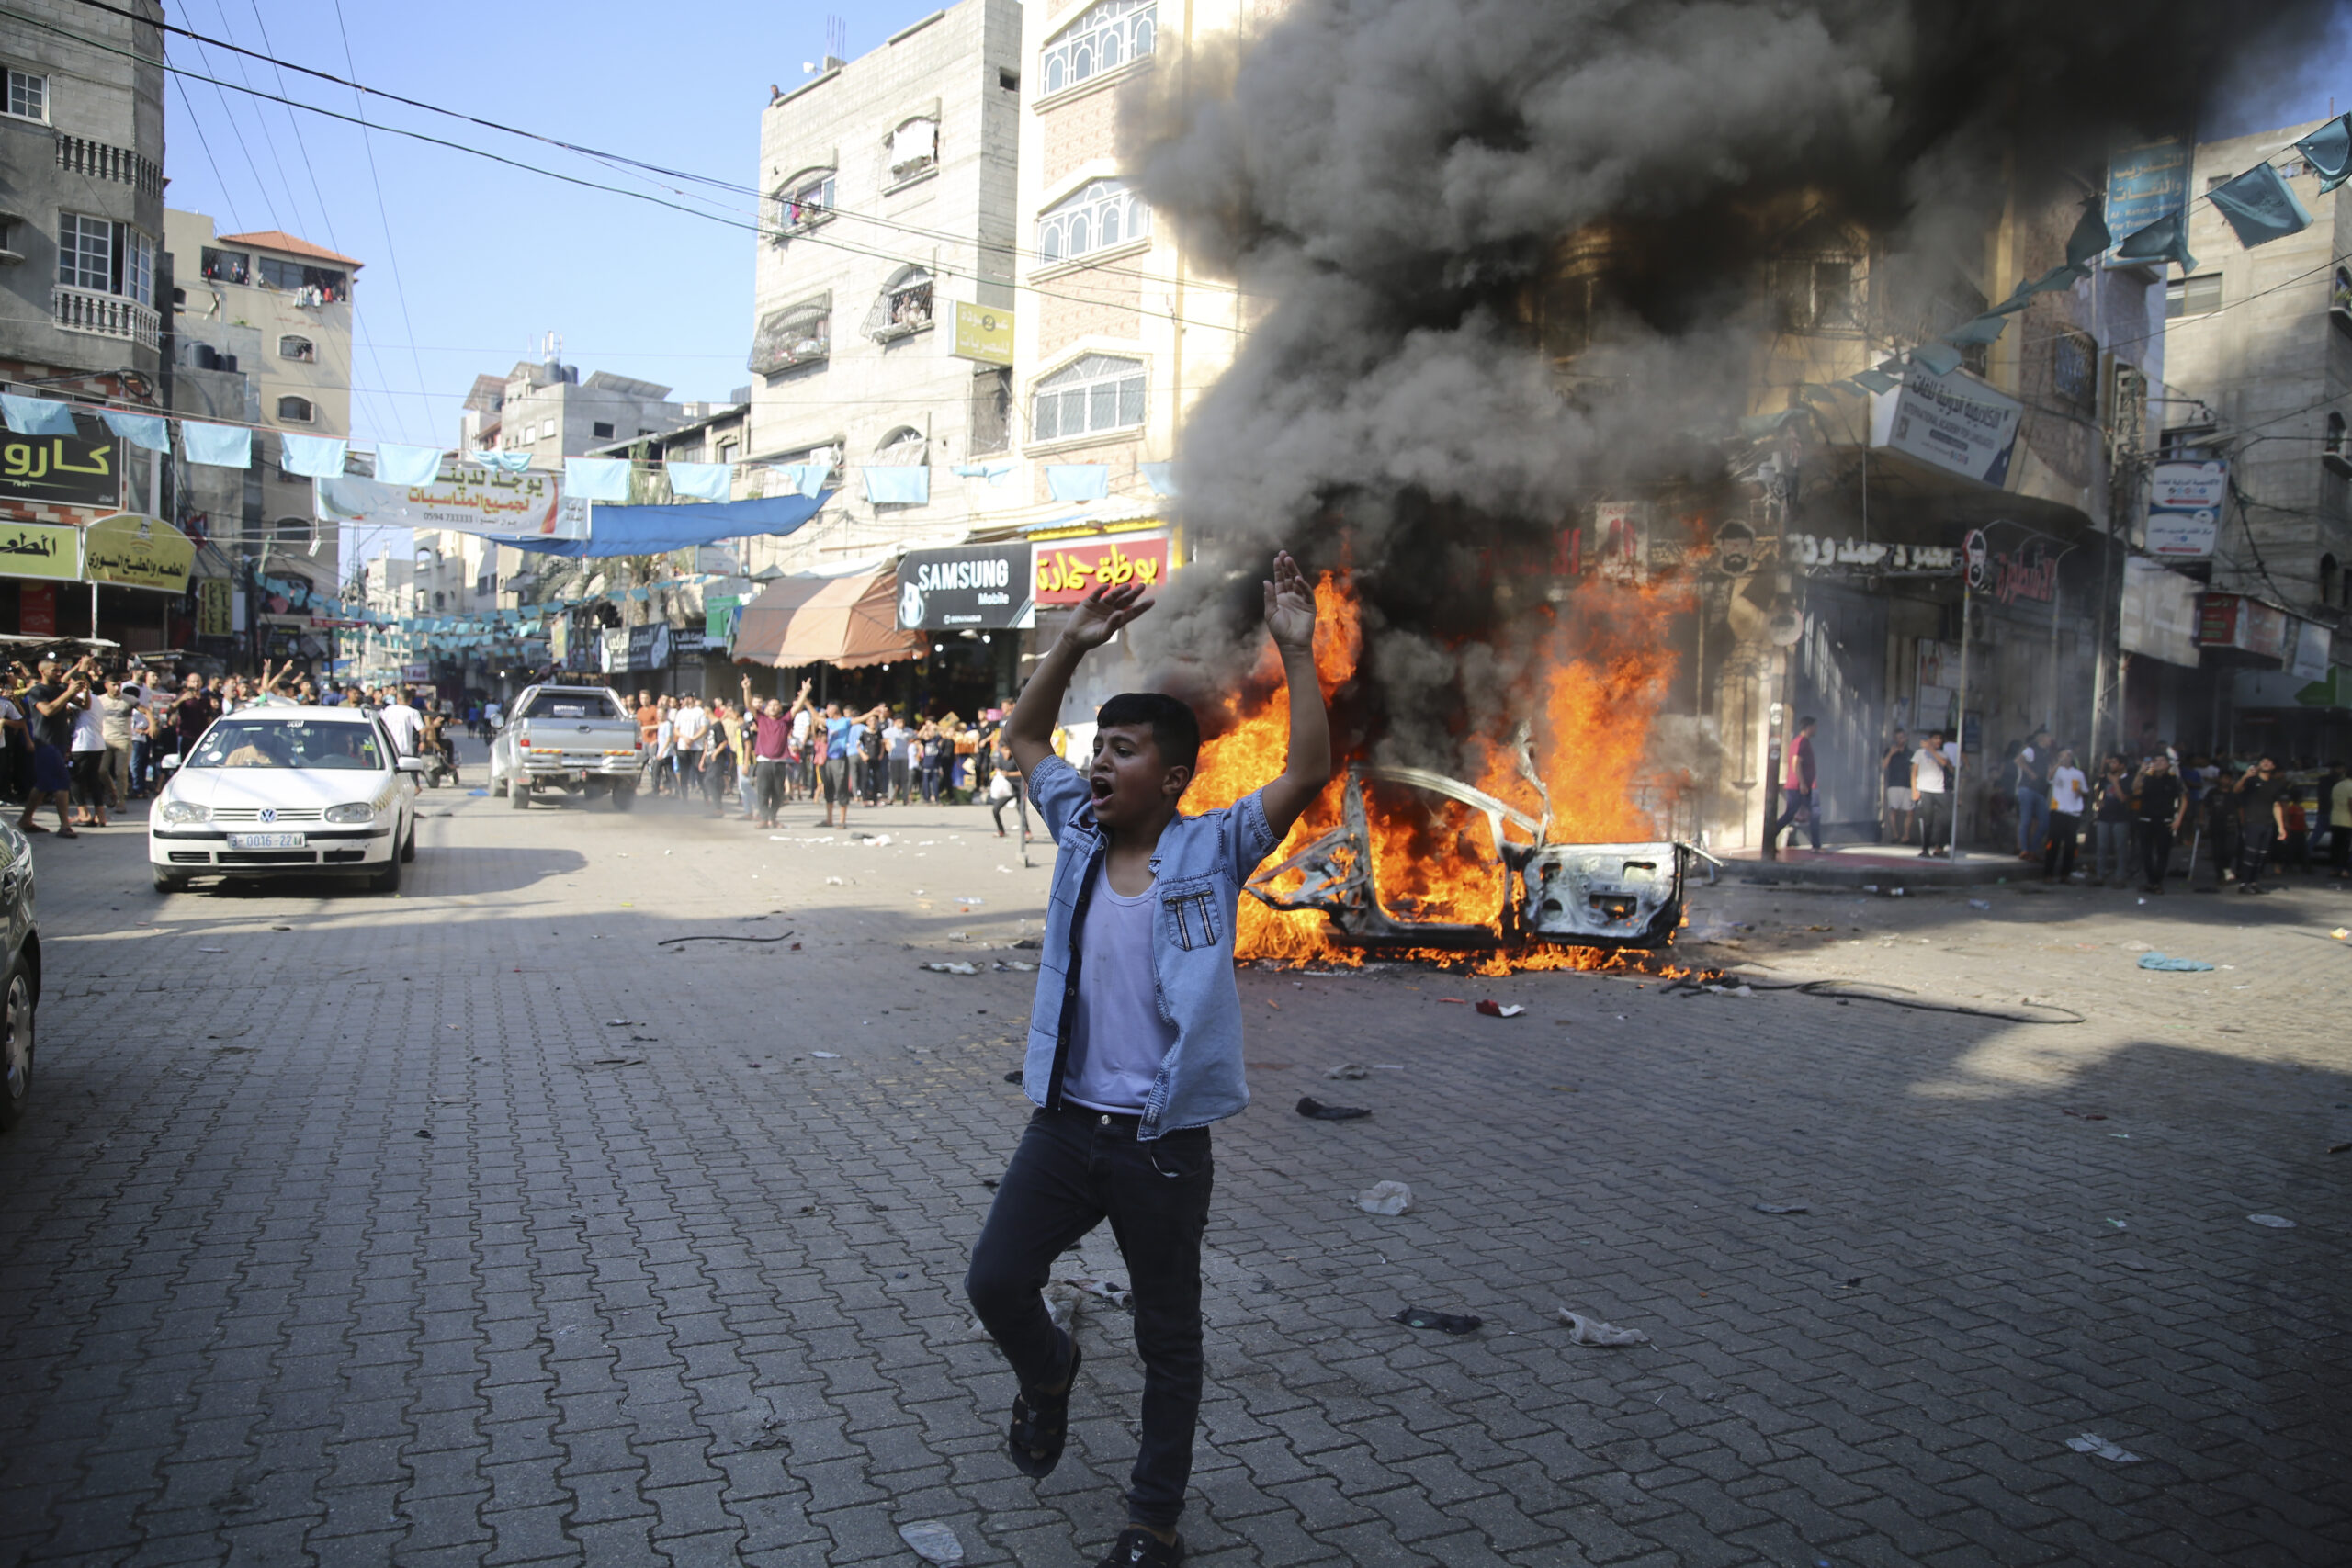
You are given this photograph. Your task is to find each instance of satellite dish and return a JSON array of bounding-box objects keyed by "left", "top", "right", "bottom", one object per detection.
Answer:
[{"left": 1766, "top": 605, "right": 1804, "bottom": 647}]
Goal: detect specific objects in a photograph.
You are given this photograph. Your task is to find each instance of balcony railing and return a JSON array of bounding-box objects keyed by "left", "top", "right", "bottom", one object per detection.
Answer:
[
  {"left": 54, "top": 133, "right": 163, "bottom": 197},
  {"left": 52, "top": 284, "right": 159, "bottom": 349}
]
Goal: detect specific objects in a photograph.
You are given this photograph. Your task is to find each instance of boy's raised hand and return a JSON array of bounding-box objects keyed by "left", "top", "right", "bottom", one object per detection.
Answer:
[
  {"left": 1063, "top": 580, "right": 1154, "bottom": 651},
  {"left": 1263, "top": 550, "right": 1316, "bottom": 652}
]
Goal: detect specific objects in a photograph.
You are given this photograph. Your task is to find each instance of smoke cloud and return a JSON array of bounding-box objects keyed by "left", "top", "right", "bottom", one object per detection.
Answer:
[{"left": 1121, "top": 0, "right": 2327, "bottom": 774}]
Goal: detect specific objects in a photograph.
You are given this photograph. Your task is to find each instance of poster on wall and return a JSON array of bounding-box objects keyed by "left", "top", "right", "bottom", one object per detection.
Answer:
[
  {"left": 1593, "top": 501, "right": 1646, "bottom": 581},
  {"left": 2143, "top": 459, "right": 2226, "bottom": 558}
]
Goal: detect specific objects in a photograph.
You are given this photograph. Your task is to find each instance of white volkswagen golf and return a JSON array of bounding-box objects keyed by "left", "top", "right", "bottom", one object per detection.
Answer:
[{"left": 148, "top": 705, "right": 424, "bottom": 894}]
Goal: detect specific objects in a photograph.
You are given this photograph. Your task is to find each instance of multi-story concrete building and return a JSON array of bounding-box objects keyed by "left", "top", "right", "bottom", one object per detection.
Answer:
[
  {"left": 0, "top": 0, "right": 167, "bottom": 641},
  {"left": 462, "top": 347, "right": 692, "bottom": 469},
  {"left": 163, "top": 213, "right": 361, "bottom": 636},
  {"left": 746, "top": 0, "right": 1023, "bottom": 571},
  {"left": 1008, "top": 0, "right": 1256, "bottom": 516}
]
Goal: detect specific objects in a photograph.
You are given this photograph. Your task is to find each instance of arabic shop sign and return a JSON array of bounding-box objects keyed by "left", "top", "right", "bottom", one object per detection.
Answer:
[
  {"left": 196, "top": 577, "right": 234, "bottom": 637},
  {"left": 313, "top": 462, "right": 580, "bottom": 541},
  {"left": 84, "top": 513, "right": 194, "bottom": 592},
  {"left": 1869, "top": 365, "right": 2024, "bottom": 487},
  {"left": 2104, "top": 137, "right": 2192, "bottom": 264},
  {"left": 0, "top": 521, "right": 82, "bottom": 581},
  {"left": 896, "top": 543, "right": 1034, "bottom": 630},
  {"left": 0, "top": 430, "right": 120, "bottom": 508},
  {"left": 1786, "top": 534, "right": 1958, "bottom": 575},
  {"left": 2144, "top": 458, "right": 2226, "bottom": 558},
  {"left": 1035, "top": 532, "right": 1170, "bottom": 605},
  {"left": 951, "top": 301, "right": 1014, "bottom": 366},
  {"left": 2196, "top": 592, "right": 2290, "bottom": 660}
]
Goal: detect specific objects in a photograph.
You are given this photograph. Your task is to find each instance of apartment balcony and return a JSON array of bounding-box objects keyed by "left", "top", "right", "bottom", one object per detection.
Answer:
[
  {"left": 53, "top": 283, "right": 159, "bottom": 350},
  {"left": 54, "top": 133, "right": 164, "bottom": 197}
]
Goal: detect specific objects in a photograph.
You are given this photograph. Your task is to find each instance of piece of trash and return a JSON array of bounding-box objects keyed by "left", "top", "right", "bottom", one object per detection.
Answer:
[
  {"left": 605, "top": 1020, "right": 638, "bottom": 1027},
  {"left": 993, "top": 960, "right": 1037, "bottom": 973},
  {"left": 1861, "top": 885, "right": 1878, "bottom": 893},
  {"left": 414, "top": 1129, "right": 433, "bottom": 1139},
  {"left": 1437, "top": 997, "right": 1467, "bottom": 1005},
  {"left": 1001, "top": 1070, "right": 1023, "bottom": 1084},
  {"left": 2062, "top": 1108, "right": 2109, "bottom": 1122},
  {"left": 577, "top": 1057, "right": 645, "bottom": 1069},
  {"left": 1889, "top": 887, "right": 1905, "bottom": 897},
  {"left": 1326, "top": 1063, "right": 1371, "bottom": 1080},
  {"left": 1753, "top": 1201, "right": 1809, "bottom": 1214},
  {"left": 1556, "top": 1308, "right": 1649, "bottom": 1347},
  {"left": 825, "top": 875, "right": 844, "bottom": 886},
  {"left": 2329, "top": 1142, "right": 2352, "bottom": 1156},
  {"left": 1043, "top": 1281, "right": 1082, "bottom": 1331},
  {"left": 1474, "top": 1000, "right": 1525, "bottom": 1018},
  {"left": 810, "top": 1051, "right": 842, "bottom": 1060},
  {"left": 948, "top": 931, "right": 970, "bottom": 942},
  {"left": 1296, "top": 1097, "right": 1372, "bottom": 1122},
  {"left": 2331, "top": 927, "right": 2349, "bottom": 941},
  {"left": 2065, "top": 1433, "right": 2144, "bottom": 1464},
  {"left": 1064, "top": 1277, "right": 1133, "bottom": 1309},
  {"left": 1356, "top": 1180, "right": 1413, "bottom": 1215},
  {"left": 2106, "top": 1218, "right": 2128, "bottom": 1229},
  {"left": 923, "top": 962, "right": 980, "bottom": 975},
  {"left": 1394, "top": 1306, "right": 1482, "bottom": 1335},
  {"left": 2246, "top": 1213, "right": 2296, "bottom": 1228},
  {"left": 1967, "top": 899, "right": 1991, "bottom": 910},
  {"left": 896, "top": 1519, "right": 965, "bottom": 1565},
  {"left": 196, "top": 946, "right": 226, "bottom": 953},
  {"left": 2137, "top": 953, "right": 2214, "bottom": 972}
]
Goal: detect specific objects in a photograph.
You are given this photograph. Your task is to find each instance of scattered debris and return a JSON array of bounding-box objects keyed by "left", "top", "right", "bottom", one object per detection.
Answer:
[
  {"left": 1325, "top": 1063, "right": 1372, "bottom": 1080},
  {"left": 2329, "top": 1142, "right": 2351, "bottom": 1156},
  {"left": 605, "top": 1020, "right": 638, "bottom": 1027},
  {"left": 197, "top": 946, "right": 226, "bottom": 953},
  {"left": 1967, "top": 899, "right": 1992, "bottom": 911},
  {"left": 1043, "top": 1281, "right": 1083, "bottom": 1331},
  {"left": 2106, "top": 1218, "right": 2128, "bottom": 1230},
  {"left": 1356, "top": 1180, "right": 1414, "bottom": 1216},
  {"left": 1064, "top": 1277, "right": 1133, "bottom": 1309},
  {"left": 2065, "top": 1433, "right": 2144, "bottom": 1464},
  {"left": 948, "top": 931, "right": 971, "bottom": 942},
  {"left": 993, "top": 960, "right": 1037, "bottom": 973},
  {"left": 414, "top": 1129, "right": 433, "bottom": 1139},
  {"left": 2332, "top": 928, "right": 2349, "bottom": 941},
  {"left": 657, "top": 930, "right": 797, "bottom": 946},
  {"left": 1557, "top": 1309, "right": 1649, "bottom": 1347},
  {"left": 1296, "top": 1097, "right": 1372, "bottom": 1122},
  {"left": 1394, "top": 1306, "right": 1482, "bottom": 1335},
  {"left": 1752, "top": 1201, "right": 1809, "bottom": 1214},
  {"left": 1474, "top": 1000, "right": 1525, "bottom": 1018},
  {"left": 2246, "top": 1213, "right": 2296, "bottom": 1228},
  {"left": 575, "top": 1057, "right": 645, "bottom": 1069},
  {"left": 897, "top": 1519, "right": 965, "bottom": 1565},
  {"left": 2137, "top": 953, "right": 2214, "bottom": 972},
  {"left": 811, "top": 1051, "right": 842, "bottom": 1060},
  {"left": 923, "top": 962, "right": 979, "bottom": 976},
  {"left": 825, "top": 875, "right": 844, "bottom": 886},
  {"left": 1002, "top": 1070, "right": 1023, "bottom": 1084}
]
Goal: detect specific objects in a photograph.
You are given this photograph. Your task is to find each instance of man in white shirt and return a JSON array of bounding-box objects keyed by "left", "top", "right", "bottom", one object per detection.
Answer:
[
  {"left": 671, "top": 694, "right": 710, "bottom": 798},
  {"left": 1910, "top": 728, "right": 1952, "bottom": 857},
  {"left": 2045, "top": 748, "right": 2087, "bottom": 883},
  {"left": 378, "top": 687, "right": 424, "bottom": 756}
]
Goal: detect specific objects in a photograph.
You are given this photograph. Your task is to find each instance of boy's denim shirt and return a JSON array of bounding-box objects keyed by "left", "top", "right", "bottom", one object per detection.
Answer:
[{"left": 1019, "top": 752, "right": 1282, "bottom": 1140}]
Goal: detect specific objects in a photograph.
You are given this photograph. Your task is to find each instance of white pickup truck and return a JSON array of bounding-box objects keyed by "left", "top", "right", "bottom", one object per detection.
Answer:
[{"left": 489, "top": 683, "right": 644, "bottom": 809}]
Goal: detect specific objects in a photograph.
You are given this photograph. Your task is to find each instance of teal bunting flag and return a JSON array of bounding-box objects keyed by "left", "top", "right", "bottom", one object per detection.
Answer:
[
  {"left": 2295, "top": 114, "right": 2352, "bottom": 194},
  {"left": 2064, "top": 204, "right": 2113, "bottom": 270},
  {"left": 2207, "top": 163, "right": 2313, "bottom": 248},
  {"left": 2114, "top": 211, "right": 2197, "bottom": 275},
  {"left": 1941, "top": 312, "right": 2010, "bottom": 348},
  {"left": 1910, "top": 342, "right": 1964, "bottom": 377}
]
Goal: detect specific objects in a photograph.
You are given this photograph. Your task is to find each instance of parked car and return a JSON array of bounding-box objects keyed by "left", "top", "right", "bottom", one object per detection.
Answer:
[
  {"left": 0, "top": 819, "right": 39, "bottom": 1132},
  {"left": 489, "top": 683, "right": 643, "bottom": 809},
  {"left": 149, "top": 705, "right": 423, "bottom": 893}
]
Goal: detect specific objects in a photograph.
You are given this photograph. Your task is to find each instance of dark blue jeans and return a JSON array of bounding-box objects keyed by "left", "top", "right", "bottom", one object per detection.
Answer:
[
  {"left": 966, "top": 1105, "right": 1214, "bottom": 1530},
  {"left": 1770, "top": 785, "right": 1821, "bottom": 852}
]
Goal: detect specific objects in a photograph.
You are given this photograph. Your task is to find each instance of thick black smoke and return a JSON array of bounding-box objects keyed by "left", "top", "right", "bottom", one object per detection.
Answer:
[{"left": 1121, "top": 0, "right": 2330, "bottom": 768}]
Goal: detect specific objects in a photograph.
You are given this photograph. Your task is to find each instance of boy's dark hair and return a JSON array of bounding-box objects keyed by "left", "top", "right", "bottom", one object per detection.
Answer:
[{"left": 1097, "top": 692, "right": 1200, "bottom": 774}]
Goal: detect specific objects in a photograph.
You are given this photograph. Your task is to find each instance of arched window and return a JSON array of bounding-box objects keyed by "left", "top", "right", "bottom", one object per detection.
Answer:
[
  {"left": 1040, "top": 0, "right": 1155, "bottom": 96},
  {"left": 1037, "top": 178, "right": 1149, "bottom": 265},
  {"left": 864, "top": 265, "right": 934, "bottom": 341},
  {"left": 277, "top": 395, "right": 314, "bottom": 423},
  {"left": 1031, "top": 354, "right": 1145, "bottom": 443},
  {"left": 888, "top": 117, "right": 937, "bottom": 181},
  {"left": 775, "top": 168, "right": 837, "bottom": 238},
  {"left": 275, "top": 516, "right": 311, "bottom": 543},
  {"left": 875, "top": 426, "right": 927, "bottom": 466},
  {"left": 749, "top": 292, "right": 831, "bottom": 374},
  {"left": 278, "top": 333, "right": 315, "bottom": 362}
]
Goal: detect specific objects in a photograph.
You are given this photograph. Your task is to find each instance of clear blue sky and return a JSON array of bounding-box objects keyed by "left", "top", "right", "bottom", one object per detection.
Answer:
[
  {"left": 157, "top": 0, "right": 946, "bottom": 450},
  {"left": 153, "top": 0, "right": 2352, "bottom": 456}
]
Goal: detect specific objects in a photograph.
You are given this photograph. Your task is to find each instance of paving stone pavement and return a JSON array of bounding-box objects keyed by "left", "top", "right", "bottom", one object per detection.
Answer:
[{"left": 0, "top": 763, "right": 2346, "bottom": 1567}]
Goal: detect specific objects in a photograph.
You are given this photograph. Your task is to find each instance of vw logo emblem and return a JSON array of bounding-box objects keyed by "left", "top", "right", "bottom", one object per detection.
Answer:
[{"left": 258, "top": 807, "right": 277, "bottom": 823}]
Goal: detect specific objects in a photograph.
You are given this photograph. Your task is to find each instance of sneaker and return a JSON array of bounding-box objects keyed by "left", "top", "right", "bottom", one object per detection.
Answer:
[{"left": 1096, "top": 1529, "right": 1185, "bottom": 1568}]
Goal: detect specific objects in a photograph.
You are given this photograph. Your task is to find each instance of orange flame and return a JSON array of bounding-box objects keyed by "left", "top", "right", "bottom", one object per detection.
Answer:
[{"left": 1186, "top": 570, "right": 1696, "bottom": 974}]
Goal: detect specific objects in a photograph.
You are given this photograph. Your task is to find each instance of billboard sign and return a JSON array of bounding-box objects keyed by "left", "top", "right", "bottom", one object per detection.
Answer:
[
  {"left": 315, "top": 463, "right": 581, "bottom": 541},
  {"left": 896, "top": 543, "right": 1033, "bottom": 629},
  {"left": 0, "top": 428, "right": 120, "bottom": 508},
  {"left": 2144, "top": 458, "right": 2225, "bottom": 558},
  {"left": 83, "top": 513, "right": 194, "bottom": 592},
  {"left": 951, "top": 301, "right": 1014, "bottom": 366},
  {"left": 1871, "top": 365, "right": 2023, "bottom": 487},
  {"left": 0, "top": 521, "right": 81, "bottom": 581},
  {"left": 1034, "top": 532, "right": 1170, "bottom": 605},
  {"left": 2105, "top": 138, "right": 2192, "bottom": 265}
]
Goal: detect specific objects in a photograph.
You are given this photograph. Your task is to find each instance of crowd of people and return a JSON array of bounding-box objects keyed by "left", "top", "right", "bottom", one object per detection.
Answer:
[
  {"left": 613, "top": 682, "right": 1039, "bottom": 840},
  {"left": 1770, "top": 713, "right": 2352, "bottom": 891}
]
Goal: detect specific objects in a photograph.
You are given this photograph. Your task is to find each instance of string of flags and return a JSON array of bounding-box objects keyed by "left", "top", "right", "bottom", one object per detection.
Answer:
[{"left": 1771, "top": 115, "right": 2352, "bottom": 418}]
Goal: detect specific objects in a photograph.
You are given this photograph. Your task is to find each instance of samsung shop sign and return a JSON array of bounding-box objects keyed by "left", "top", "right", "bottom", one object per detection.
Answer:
[{"left": 897, "top": 543, "right": 1035, "bottom": 630}]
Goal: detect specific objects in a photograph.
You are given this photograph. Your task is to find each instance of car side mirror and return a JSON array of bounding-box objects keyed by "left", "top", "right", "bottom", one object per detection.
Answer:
[
  {"left": 394, "top": 756, "right": 425, "bottom": 773},
  {"left": 160, "top": 753, "right": 181, "bottom": 771}
]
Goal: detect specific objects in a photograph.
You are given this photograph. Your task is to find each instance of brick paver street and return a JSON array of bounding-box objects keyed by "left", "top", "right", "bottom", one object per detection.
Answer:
[{"left": 3, "top": 761, "right": 2347, "bottom": 1566}]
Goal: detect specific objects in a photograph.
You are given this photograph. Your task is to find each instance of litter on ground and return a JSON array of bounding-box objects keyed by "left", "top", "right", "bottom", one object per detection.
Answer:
[
  {"left": 2065, "top": 1433, "right": 2144, "bottom": 1463},
  {"left": 923, "top": 962, "right": 979, "bottom": 975},
  {"left": 1325, "top": 1063, "right": 1371, "bottom": 1079},
  {"left": 1296, "top": 1097, "right": 1372, "bottom": 1121},
  {"left": 1557, "top": 1309, "right": 1649, "bottom": 1347},
  {"left": 2246, "top": 1213, "right": 2296, "bottom": 1228},
  {"left": 2137, "top": 953, "right": 2214, "bottom": 971},
  {"left": 1394, "top": 1306, "right": 1482, "bottom": 1335},
  {"left": 1475, "top": 1000, "right": 1525, "bottom": 1018},
  {"left": 896, "top": 1519, "right": 965, "bottom": 1564},
  {"left": 1357, "top": 1180, "right": 1414, "bottom": 1215},
  {"left": 1753, "top": 1201, "right": 1809, "bottom": 1214}
]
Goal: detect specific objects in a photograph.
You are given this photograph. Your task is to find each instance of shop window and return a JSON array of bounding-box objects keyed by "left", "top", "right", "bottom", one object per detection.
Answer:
[
  {"left": 1040, "top": 0, "right": 1155, "bottom": 96},
  {"left": 1765, "top": 254, "right": 1858, "bottom": 333}
]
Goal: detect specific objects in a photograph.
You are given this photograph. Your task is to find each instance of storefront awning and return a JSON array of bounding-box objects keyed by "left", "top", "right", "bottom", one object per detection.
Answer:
[{"left": 731, "top": 563, "right": 922, "bottom": 671}]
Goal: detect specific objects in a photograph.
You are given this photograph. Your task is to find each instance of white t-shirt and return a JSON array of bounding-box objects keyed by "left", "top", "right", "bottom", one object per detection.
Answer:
[
  {"left": 672, "top": 705, "right": 710, "bottom": 749},
  {"left": 789, "top": 708, "right": 812, "bottom": 743},
  {"left": 1063, "top": 871, "right": 1177, "bottom": 1114},
  {"left": 378, "top": 702, "right": 424, "bottom": 755},
  {"left": 71, "top": 702, "right": 107, "bottom": 753},
  {"left": 1911, "top": 746, "right": 1948, "bottom": 794},
  {"left": 2050, "top": 765, "right": 2087, "bottom": 815}
]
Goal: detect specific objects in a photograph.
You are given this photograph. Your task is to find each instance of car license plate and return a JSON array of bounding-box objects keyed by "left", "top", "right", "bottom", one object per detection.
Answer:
[{"left": 227, "top": 832, "right": 306, "bottom": 850}]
